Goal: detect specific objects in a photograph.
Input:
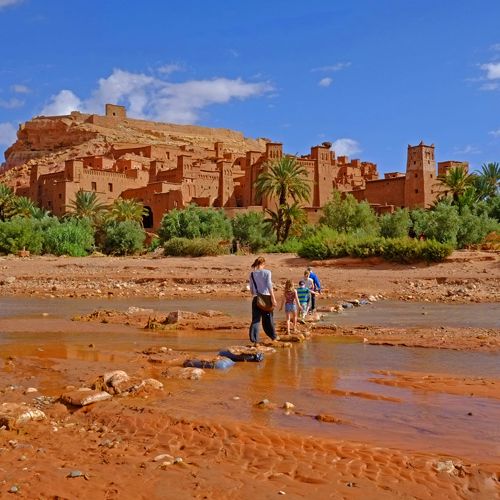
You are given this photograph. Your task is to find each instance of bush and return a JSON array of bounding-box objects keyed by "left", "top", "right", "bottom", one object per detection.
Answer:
[
  {"left": 163, "top": 237, "right": 229, "bottom": 257},
  {"left": 298, "top": 231, "right": 452, "bottom": 263},
  {"left": 43, "top": 219, "right": 95, "bottom": 256},
  {"left": 101, "top": 220, "right": 145, "bottom": 255},
  {"left": 379, "top": 209, "right": 410, "bottom": 238},
  {"left": 411, "top": 203, "right": 460, "bottom": 245},
  {"left": 231, "top": 211, "right": 270, "bottom": 252},
  {"left": 263, "top": 238, "right": 302, "bottom": 253},
  {"left": 158, "top": 205, "right": 232, "bottom": 242},
  {"left": 320, "top": 191, "right": 379, "bottom": 234},
  {"left": 0, "top": 217, "right": 44, "bottom": 254},
  {"left": 456, "top": 207, "right": 499, "bottom": 248}
]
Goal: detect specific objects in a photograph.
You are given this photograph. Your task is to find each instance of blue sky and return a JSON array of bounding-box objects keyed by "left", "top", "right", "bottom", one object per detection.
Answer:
[{"left": 1, "top": 0, "right": 499, "bottom": 173}]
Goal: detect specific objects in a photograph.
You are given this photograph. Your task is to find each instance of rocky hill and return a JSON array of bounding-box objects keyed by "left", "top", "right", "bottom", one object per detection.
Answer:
[{"left": 1, "top": 110, "right": 267, "bottom": 189}]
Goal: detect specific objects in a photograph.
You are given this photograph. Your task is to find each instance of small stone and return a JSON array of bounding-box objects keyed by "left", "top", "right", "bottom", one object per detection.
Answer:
[
  {"left": 278, "top": 491, "right": 286, "bottom": 495},
  {"left": 67, "top": 470, "right": 83, "bottom": 478},
  {"left": 346, "top": 481, "right": 356, "bottom": 487},
  {"left": 173, "top": 457, "right": 183, "bottom": 464},
  {"left": 232, "top": 396, "right": 240, "bottom": 400},
  {"left": 24, "top": 387, "right": 38, "bottom": 394},
  {"left": 154, "top": 453, "right": 174, "bottom": 462},
  {"left": 283, "top": 402, "right": 295, "bottom": 410},
  {"left": 9, "top": 485, "right": 19, "bottom": 493},
  {"left": 42, "top": 312, "right": 49, "bottom": 317},
  {"left": 257, "top": 399, "right": 270, "bottom": 406},
  {"left": 435, "top": 460, "right": 456, "bottom": 473}
]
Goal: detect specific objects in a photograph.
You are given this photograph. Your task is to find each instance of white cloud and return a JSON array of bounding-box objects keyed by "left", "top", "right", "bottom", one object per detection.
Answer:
[
  {"left": 332, "top": 138, "right": 361, "bottom": 157},
  {"left": 0, "top": 0, "right": 23, "bottom": 9},
  {"left": 480, "top": 82, "right": 499, "bottom": 91},
  {"left": 491, "top": 43, "right": 500, "bottom": 51},
  {"left": 480, "top": 62, "right": 500, "bottom": 80},
  {"left": 489, "top": 129, "right": 500, "bottom": 138},
  {"left": 318, "top": 77, "right": 332, "bottom": 87},
  {"left": 11, "top": 84, "right": 30, "bottom": 93},
  {"left": 157, "top": 64, "right": 183, "bottom": 75},
  {"left": 41, "top": 89, "right": 82, "bottom": 115},
  {"left": 0, "top": 122, "right": 17, "bottom": 146},
  {"left": 40, "top": 68, "right": 273, "bottom": 124},
  {"left": 312, "top": 62, "right": 351, "bottom": 73},
  {"left": 0, "top": 97, "right": 24, "bottom": 109},
  {"left": 454, "top": 144, "right": 481, "bottom": 155}
]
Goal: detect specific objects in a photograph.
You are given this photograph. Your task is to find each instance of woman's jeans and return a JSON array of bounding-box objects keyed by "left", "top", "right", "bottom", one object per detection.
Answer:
[{"left": 249, "top": 296, "right": 276, "bottom": 342}]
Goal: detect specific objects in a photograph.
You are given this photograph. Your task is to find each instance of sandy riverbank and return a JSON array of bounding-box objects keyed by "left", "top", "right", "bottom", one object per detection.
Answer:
[{"left": 0, "top": 251, "right": 499, "bottom": 498}]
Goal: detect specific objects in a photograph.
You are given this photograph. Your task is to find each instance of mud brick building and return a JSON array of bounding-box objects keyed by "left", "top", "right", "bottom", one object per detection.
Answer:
[{"left": 25, "top": 105, "right": 467, "bottom": 229}]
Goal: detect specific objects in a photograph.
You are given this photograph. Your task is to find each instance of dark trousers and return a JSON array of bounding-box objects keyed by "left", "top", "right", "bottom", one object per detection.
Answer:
[
  {"left": 310, "top": 292, "right": 316, "bottom": 312},
  {"left": 249, "top": 296, "right": 276, "bottom": 343}
]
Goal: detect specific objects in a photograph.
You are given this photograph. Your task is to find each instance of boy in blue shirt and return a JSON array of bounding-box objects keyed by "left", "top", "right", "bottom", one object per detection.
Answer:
[{"left": 296, "top": 280, "right": 311, "bottom": 320}]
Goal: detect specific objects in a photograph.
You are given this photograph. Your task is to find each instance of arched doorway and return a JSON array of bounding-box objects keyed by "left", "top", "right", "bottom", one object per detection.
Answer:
[{"left": 142, "top": 206, "right": 153, "bottom": 229}]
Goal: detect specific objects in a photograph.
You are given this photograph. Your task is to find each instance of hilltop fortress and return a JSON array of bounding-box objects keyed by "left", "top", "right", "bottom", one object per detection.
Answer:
[{"left": 2, "top": 104, "right": 467, "bottom": 229}]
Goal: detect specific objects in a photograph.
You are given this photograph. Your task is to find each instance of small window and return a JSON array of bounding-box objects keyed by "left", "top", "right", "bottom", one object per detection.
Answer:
[
  {"left": 413, "top": 161, "right": 416, "bottom": 165},
  {"left": 58, "top": 193, "right": 62, "bottom": 199},
  {"left": 415, "top": 189, "right": 419, "bottom": 194},
  {"left": 108, "top": 183, "right": 113, "bottom": 192},
  {"left": 414, "top": 173, "right": 418, "bottom": 178},
  {"left": 91, "top": 182, "right": 97, "bottom": 191}
]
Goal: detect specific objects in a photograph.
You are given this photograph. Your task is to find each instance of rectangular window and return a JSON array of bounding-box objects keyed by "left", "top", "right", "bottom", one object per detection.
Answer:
[
  {"left": 415, "top": 189, "right": 419, "bottom": 193},
  {"left": 91, "top": 182, "right": 97, "bottom": 191},
  {"left": 58, "top": 193, "right": 62, "bottom": 199},
  {"left": 108, "top": 183, "right": 113, "bottom": 192}
]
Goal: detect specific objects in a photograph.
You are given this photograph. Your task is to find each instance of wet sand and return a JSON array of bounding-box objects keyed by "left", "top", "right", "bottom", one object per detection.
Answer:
[{"left": 0, "top": 252, "right": 499, "bottom": 498}]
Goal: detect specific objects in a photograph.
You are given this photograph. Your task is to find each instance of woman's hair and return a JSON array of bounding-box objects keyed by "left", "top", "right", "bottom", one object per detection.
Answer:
[
  {"left": 304, "top": 270, "right": 310, "bottom": 277},
  {"left": 284, "top": 279, "right": 293, "bottom": 291},
  {"left": 251, "top": 256, "right": 266, "bottom": 269}
]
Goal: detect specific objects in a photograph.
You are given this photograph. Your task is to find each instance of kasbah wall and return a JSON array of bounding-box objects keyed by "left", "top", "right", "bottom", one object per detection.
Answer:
[{"left": 26, "top": 104, "right": 468, "bottom": 230}]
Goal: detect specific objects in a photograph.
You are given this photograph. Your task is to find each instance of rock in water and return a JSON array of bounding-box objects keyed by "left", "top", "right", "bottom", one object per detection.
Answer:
[{"left": 60, "top": 390, "right": 112, "bottom": 407}]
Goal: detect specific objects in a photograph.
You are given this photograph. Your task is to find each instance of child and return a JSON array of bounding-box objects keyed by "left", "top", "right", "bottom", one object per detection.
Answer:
[
  {"left": 303, "top": 270, "right": 316, "bottom": 314},
  {"left": 280, "top": 279, "right": 301, "bottom": 334},
  {"left": 296, "top": 279, "right": 311, "bottom": 321}
]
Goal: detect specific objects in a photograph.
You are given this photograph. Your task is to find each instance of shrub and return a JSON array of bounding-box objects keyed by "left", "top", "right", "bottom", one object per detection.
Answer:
[
  {"left": 298, "top": 232, "right": 452, "bottom": 264},
  {"left": 411, "top": 203, "right": 460, "bottom": 245},
  {"left": 158, "top": 205, "right": 232, "bottom": 242},
  {"left": 320, "top": 191, "right": 379, "bottom": 234},
  {"left": 456, "top": 207, "right": 499, "bottom": 248},
  {"left": 101, "top": 220, "right": 145, "bottom": 255},
  {"left": 0, "top": 217, "right": 44, "bottom": 254},
  {"left": 43, "top": 219, "right": 95, "bottom": 256},
  {"left": 163, "top": 237, "right": 229, "bottom": 257},
  {"left": 379, "top": 209, "right": 410, "bottom": 238},
  {"left": 263, "top": 238, "right": 302, "bottom": 254},
  {"left": 231, "top": 211, "right": 270, "bottom": 252}
]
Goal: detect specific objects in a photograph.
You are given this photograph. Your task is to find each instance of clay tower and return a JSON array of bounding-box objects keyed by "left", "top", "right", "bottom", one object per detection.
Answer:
[{"left": 404, "top": 142, "right": 436, "bottom": 208}]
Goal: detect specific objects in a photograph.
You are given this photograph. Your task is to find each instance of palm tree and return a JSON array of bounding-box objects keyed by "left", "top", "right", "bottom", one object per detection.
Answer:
[
  {"left": 66, "top": 190, "right": 107, "bottom": 223},
  {"left": 475, "top": 162, "right": 500, "bottom": 199},
  {"left": 437, "top": 166, "right": 473, "bottom": 204},
  {"left": 9, "top": 196, "right": 37, "bottom": 218},
  {"left": 0, "top": 183, "right": 14, "bottom": 220},
  {"left": 281, "top": 202, "right": 307, "bottom": 242},
  {"left": 107, "top": 197, "right": 148, "bottom": 225},
  {"left": 255, "top": 156, "right": 311, "bottom": 242}
]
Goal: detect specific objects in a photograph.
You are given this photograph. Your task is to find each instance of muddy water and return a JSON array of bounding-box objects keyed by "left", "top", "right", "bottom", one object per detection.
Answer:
[
  {"left": 1, "top": 297, "right": 499, "bottom": 462},
  {"left": 1, "top": 297, "right": 499, "bottom": 328}
]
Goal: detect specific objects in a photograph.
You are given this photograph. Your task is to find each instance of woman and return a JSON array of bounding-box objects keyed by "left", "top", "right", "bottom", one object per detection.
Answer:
[{"left": 249, "top": 256, "right": 277, "bottom": 343}]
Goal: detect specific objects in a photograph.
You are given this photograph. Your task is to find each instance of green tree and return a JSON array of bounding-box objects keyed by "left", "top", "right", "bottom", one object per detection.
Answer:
[
  {"left": 66, "top": 190, "right": 107, "bottom": 224},
  {"left": 254, "top": 156, "right": 311, "bottom": 242},
  {"left": 107, "top": 197, "right": 148, "bottom": 224},
  {"left": 158, "top": 204, "right": 232, "bottom": 242},
  {"left": 411, "top": 202, "right": 460, "bottom": 245},
  {"left": 43, "top": 219, "right": 95, "bottom": 256},
  {"left": 9, "top": 196, "right": 37, "bottom": 218},
  {"left": 379, "top": 209, "right": 410, "bottom": 238},
  {"left": 320, "top": 191, "right": 378, "bottom": 234},
  {"left": 437, "top": 166, "right": 474, "bottom": 204},
  {"left": 101, "top": 220, "right": 145, "bottom": 255},
  {"left": 0, "top": 183, "right": 14, "bottom": 220},
  {"left": 475, "top": 162, "right": 500, "bottom": 199}
]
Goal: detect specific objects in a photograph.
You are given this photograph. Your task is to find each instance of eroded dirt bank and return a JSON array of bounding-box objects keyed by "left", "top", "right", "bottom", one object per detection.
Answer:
[{"left": 0, "top": 250, "right": 499, "bottom": 303}]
